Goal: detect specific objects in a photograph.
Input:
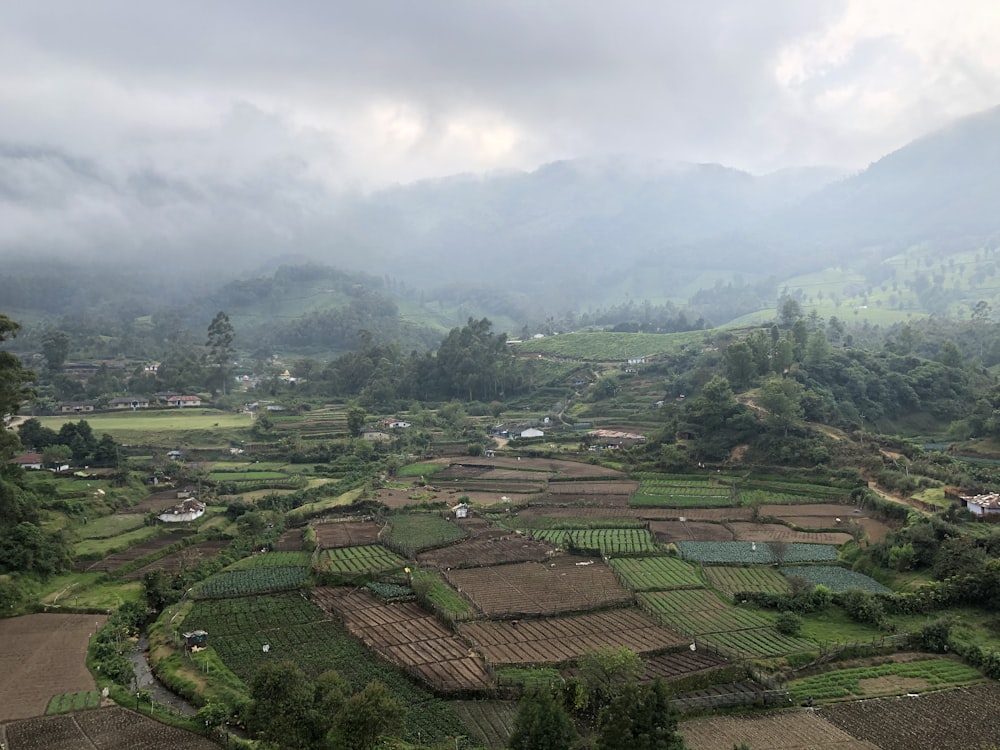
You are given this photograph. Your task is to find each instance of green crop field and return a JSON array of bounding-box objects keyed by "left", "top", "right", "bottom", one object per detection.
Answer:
[
  {"left": 383, "top": 514, "right": 467, "bottom": 556},
  {"left": 190, "top": 567, "right": 310, "bottom": 599},
  {"left": 608, "top": 556, "right": 703, "bottom": 590},
  {"left": 704, "top": 566, "right": 791, "bottom": 596},
  {"left": 72, "top": 526, "right": 163, "bottom": 558},
  {"left": 786, "top": 659, "right": 983, "bottom": 703},
  {"left": 780, "top": 566, "right": 892, "bottom": 593},
  {"left": 45, "top": 691, "right": 101, "bottom": 715},
  {"left": 226, "top": 551, "right": 313, "bottom": 570},
  {"left": 72, "top": 513, "right": 147, "bottom": 540},
  {"left": 207, "top": 471, "right": 290, "bottom": 481},
  {"left": 526, "top": 527, "right": 658, "bottom": 555},
  {"left": 315, "top": 545, "right": 407, "bottom": 576},
  {"left": 677, "top": 541, "right": 839, "bottom": 564},
  {"left": 184, "top": 593, "right": 465, "bottom": 745},
  {"left": 396, "top": 462, "right": 447, "bottom": 478},
  {"left": 631, "top": 477, "right": 735, "bottom": 508},
  {"left": 412, "top": 569, "right": 477, "bottom": 621},
  {"left": 513, "top": 330, "right": 707, "bottom": 360}
]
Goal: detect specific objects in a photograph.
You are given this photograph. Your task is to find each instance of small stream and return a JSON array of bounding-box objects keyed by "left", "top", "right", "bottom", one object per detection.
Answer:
[{"left": 128, "top": 633, "right": 199, "bottom": 717}]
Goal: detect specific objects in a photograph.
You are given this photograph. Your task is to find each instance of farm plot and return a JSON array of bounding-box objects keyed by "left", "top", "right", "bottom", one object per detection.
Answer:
[
  {"left": 78, "top": 532, "right": 194, "bottom": 573},
  {"left": 444, "top": 558, "right": 631, "bottom": 616},
  {"left": 608, "top": 556, "right": 703, "bottom": 590},
  {"left": 677, "top": 541, "right": 839, "bottom": 564},
  {"left": 225, "top": 551, "right": 312, "bottom": 569},
  {"left": 639, "top": 650, "right": 729, "bottom": 683},
  {"left": 312, "top": 520, "right": 383, "bottom": 548},
  {"left": 190, "top": 566, "right": 310, "bottom": 599},
  {"left": 680, "top": 710, "right": 879, "bottom": 750},
  {"left": 273, "top": 527, "right": 305, "bottom": 551},
  {"left": 820, "top": 683, "right": 1000, "bottom": 750},
  {"left": 458, "top": 608, "right": 687, "bottom": 665},
  {"left": 729, "top": 522, "right": 853, "bottom": 546},
  {"left": 130, "top": 489, "right": 196, "bottom": 513},
  {"left": 671, "top": 680, "right": 790, "bottom": 712},
  {"left": 524, "top": 528, "right": 658, "bottom": 555},
  {"left": 200, "top": 604, "right": 466, "bottom": 744},
  {"left": 781, "top": 566, "right": 891, "bottom": 594},
  {"left": 704, "top": 566, "right": 791, "bottom": 597},
  {"left": 787, "top": 658, "right": 982, "bottom": 703},
  {"left": 648, "top": 520, "right": 734, "bottom": 542},
  {"left": 311, "top": 587, "right": 492, "bottom": 692},
  {"left": 449, "top": 700, "right": 518, "bottom": 749},
  {"left": 315, "top": 544, "right": 407, "bottom": 577},
  {"left": 123, "top": 540, "right": 229, "bottom": 580},
  {"left": 3, "top": 708, "right": 221, "bottom": 750},
  {"left": 383, "top": 514, "right": 467, "bottom": 556},
  {"left": 631, "top": 480, "right": 736, "bottom": 508},
  {"left": 72, "top": 513, "right": 146, "bottom": 540},
  {"left": 546, "top": 480, "right": 639, "bottom": 496},
  {"left": 761, "top": 504, "right": 895, "bottom": 543},
  {"left": 417, "top": 530, "right": 555, "bottom": 568},
  {"left": 639, "top": 590, "right": 813, "bottom": 657},
  {"left": 0, "top": 613, "right": 107, "bottom": 721},
  {"left": 187, "top": 592, "right": 325, "bottom": 634}
]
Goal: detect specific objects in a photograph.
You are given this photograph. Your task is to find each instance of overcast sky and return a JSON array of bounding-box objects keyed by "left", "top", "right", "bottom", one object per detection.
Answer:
[{"left": 2, "top": 0, "right": 999, "bottom": 189}]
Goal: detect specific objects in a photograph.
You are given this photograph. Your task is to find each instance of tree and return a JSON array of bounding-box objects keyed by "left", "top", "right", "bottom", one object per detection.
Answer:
[
  {"left": 0, "top": 316, "right": 35, "bottom": 445},
  {"left": 327, "top": 680, "right": 403, "bottom": 750},
  {"left": 757, "top": 376, "right": 804, "bottom": 435},
  {"left": 206, "top": 311, "right": 235, "bottom": 395},
  {"left": 346, "top": 405, "right": 367, "bottom": 438},
  {"left": 595, "top": 680, "right": 684, "bottom": 750},
  {"left": 577, "top": 646, "right": 644, "bottom": 718},
  {"left": 508, "top": 685, "right": 575, "bottom": 750},
  {"left": 245, "top": 660, "right": 318, "bottom": 749},
  {"left": 40, "top": 329, "right": 70, "bottom": 379}
]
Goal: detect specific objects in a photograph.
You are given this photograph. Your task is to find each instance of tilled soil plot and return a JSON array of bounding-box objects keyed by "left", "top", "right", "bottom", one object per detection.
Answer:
[
  {"left": 78, "top": 532, "right": 194, "bottom": 573},
  {"left": 546, "top": 480, "right": 640, "bottom": 496},
  {"left": 123, "top": 540, "right": 230, "bottom": 580},
  {"left": 820, "top": 683, "right": 1000, "bottom": 750},
  {"left": 0, "top": 613, "right": 107, "bottom": 721},
  {"left": 680, "top": 710, "right": 879, "bottom": 750},
  {"left": 458, "top": 608, "right": 687, "bottom": 665},
  {"left": 311, "top": 587, "right": 492, "bottom": 692},
  {"left": 444, "top": 558, "right": 631, "bottom": 616},
  {"left": 417, "top": 529, "right": 555, "bottom": 568},
  {"left": 760, "top": 504, "right": 895, "bottom": 543},
  {"left": 273, "top": 527, "right": 305, "bottom": 551},
  {"left": 3, "top": 707, "right": 221, "bottom": 750},
  {"left": 728, "top": 522, "right": 853, "bottom": 545},
  {"left": 562, "top": 649, "right": 728, "bottom": 684},
  {"left": 648, "top": 520, "right": 734, "bottom": 542},
  {"left": 313, "top": 521, "right": 383, "bottom": 548}
]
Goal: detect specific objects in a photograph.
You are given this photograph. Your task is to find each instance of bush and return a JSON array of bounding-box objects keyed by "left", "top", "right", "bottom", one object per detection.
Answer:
[{"left": 775, "top": 611, "right": 802, "bottom": 636}]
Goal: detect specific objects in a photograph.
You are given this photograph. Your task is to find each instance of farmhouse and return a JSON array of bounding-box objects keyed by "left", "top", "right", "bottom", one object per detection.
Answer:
[
  {"left": 107, "top": 397, "right": 150, "bottom": 409},
  {"left": 382, "top": 418, "right": 412, "bottom": 429},
  {"left": 60, "top": 401, "right": 95, "bottom": 413},
  {"left": 7, "top": 452, "right": 43, "bottom": 470},
  {"left": 168, "top": 395, "right": 202, "bottom": 407},
  {"left": 960, "top": 492, "right": 1000, "bottom": 516},
  {"left": 157, "top": 498, "right": 206, "bottom": 523}
]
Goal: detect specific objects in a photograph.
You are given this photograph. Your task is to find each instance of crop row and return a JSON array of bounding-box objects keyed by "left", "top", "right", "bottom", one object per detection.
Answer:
[
  {"left": 226, "top": 551, "right": 313, "bottom": 570},
  {"left": 315, "top": 544, "right": 407, "bottom": 575},
  {"left": 609, "top": 556, "right": 703, "bottom": 590},
  {"left": 704, "top": 566, "right": 791, "bottom": 596},
  {"left": 676, "top": 541, "right": 839, "bottom": 564},
  {"left": 190, "top": 566, "right": 310, "bottom": 599},
  {"left": 639, "top": 591, "right": 775, "bottom": 634},
  {"left": 630, "top": 492, "right": 735, "bottom": 508},
  {"left": 186, "top": 592, "right": 324, "bottom": 634},
  {"left": 787, "top": 658, "right": 982, "bottom": 702},
  {"left": 383, "top": 514, "right": 467, "bottom": 556},
  {"left": 780, "top": 565, "right": 891, "bottom": 594},
  {"left": 526, "top": 528, "right": 657, "bottom": 555}
]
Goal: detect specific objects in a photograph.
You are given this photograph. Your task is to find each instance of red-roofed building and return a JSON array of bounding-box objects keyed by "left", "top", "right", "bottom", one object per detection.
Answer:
[{"left": 8, "top": 452, "right": 43, "bottom": 470}]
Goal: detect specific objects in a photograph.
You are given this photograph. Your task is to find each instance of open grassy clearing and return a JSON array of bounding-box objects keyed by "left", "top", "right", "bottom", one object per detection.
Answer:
[
  {"left": 35, "top": 409, "right": 252, "bottom": 446},
  {"left": 71, "top": 525, "right": 162, "bottom": 558},
  {"left": 513, "top": 330, "right": 707, "bottom": 360},
  {"left": 71, "top": 513, "right": 147, "bottom": 540}
]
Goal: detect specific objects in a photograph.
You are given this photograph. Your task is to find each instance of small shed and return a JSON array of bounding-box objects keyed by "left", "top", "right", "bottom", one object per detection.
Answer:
[
  {"left": 158, "top": 498, "right": 206, "bottom": 523},
  {"left": 183, "top": 630, "right": 208, "bottom": 649},
  {"left": 451, "top": 502, "right": 470, "bottom": 519}
]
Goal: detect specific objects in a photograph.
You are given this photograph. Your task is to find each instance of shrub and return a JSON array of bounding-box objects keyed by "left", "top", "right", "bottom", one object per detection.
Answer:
[{"left": 775, "top": 611, "right": 802, "bottom": 636}]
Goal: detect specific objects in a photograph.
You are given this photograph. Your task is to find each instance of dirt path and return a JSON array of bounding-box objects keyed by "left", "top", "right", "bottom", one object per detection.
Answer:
[{"left": 863, "top": 479, "right": 928, "bottom": 515}]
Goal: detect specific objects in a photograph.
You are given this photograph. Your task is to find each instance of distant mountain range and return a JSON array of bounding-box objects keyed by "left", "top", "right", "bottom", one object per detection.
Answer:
[{"left": 2, "top": 105, "right": 999, "bottom": 325}]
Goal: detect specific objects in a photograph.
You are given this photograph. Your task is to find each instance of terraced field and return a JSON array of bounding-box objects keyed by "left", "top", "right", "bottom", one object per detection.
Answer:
[
  {"left": 312, "top": 520, "right": 383, "bottom": 548},
  {"left": 608, "top": 556, "right": 703, "bottom": 590},
  {"left": 704, "top": 565, "right": 791, "bottom": 596}
]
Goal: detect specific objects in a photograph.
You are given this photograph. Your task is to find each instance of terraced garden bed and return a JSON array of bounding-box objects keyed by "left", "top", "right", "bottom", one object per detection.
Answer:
[
  {"left": 524, "top": 527, "right": 658, "bottom": 555},
  {"left": 312, "top": 520, "right": 383, "bottom": 548},
  {"left": 4, "top": 708, "right": 221, "bottom": 750},
  {"left": 383, "top": 514, "right": 468, "bottom": 556},
  {"left": 780, "top": 565, "right": 891, "bottom": 594},
  {"left": 608, "top": 556, "right": 703, "bottom": 590},
  {"left": 443, "top": 558, "right": 631, "bottom": 616},
  {"left": 190, "top": 566, "right": 311, "bottom": 598},
  {"left": 648, "top": 520, "right": 734, "bottom": 542},
  {"left": 315, "top": 544, "right": 407, "bottom": 577},
  {"left": 123, "top": 540, "right": 230, "bottom": 580},
  {"left": 416, "top": 530, "right": 554, "bottom": 568},
  {"left": 311, "top": 587, "right": 493, "bottom": 692},
  {"left": 681, "top": 710, "right": 878, "bottom": 750},
  {"left": 729, "top": 522, "right": 853, "bottom": 545},
  {"left": 677, "top": 541, "right": 839, "bottom": 564},
  {"left": 787, "top": 658, "right": 982, "bottom": 703},
  {"left": 458, "top": 608, "right": 687, "bottom": 665},
  {"left": 450, "top": 700, "right": 518, "bottom": 749},
  {"left": 704, "top": 565, "right": 791, "bottom": 596}
]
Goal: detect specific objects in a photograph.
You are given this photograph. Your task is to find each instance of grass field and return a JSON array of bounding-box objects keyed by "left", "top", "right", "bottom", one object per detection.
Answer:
[
  {"left": 72, "top": 513, "right": 147, "bottom": 540},
  {"left": 513, "top": 330, "right": 707, "bottom": 360},
  {"left": 787, "top": 659, "right": 982, "bottom": 703},
  {"left": 36, "top": 409, "right": 252, "bottom": 446},
  {"left": 383, "top": 513, "right": 467, "bottom": 556},
  {"left": 72, "top": 526, "right": 162, "bottom": 558}
]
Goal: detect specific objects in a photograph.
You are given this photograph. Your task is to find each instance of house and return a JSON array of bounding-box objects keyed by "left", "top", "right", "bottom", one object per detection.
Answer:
[
  {"left": 60, "top": 401, "right": 95, "bottom": 413},
  {"left": 8, "top": 452, "right": 43, "bottom": 470},
  {"left": 520, "top": 427, "right": 544, "bottom": 439},
  {"left": 157, "top": 498, "right": 206, "bottom": 523},
  {"left": 382, "top": 418, "right": 412, "bottom": 429},
  {"left": 108, "top": 397, "right": 150, "bottom": 409},
  {"left": 960, "top": 493, "right": 1000, "bottom": 516},
  {"left": 168, "top": 395, "right": 202, "bottom": 407}
]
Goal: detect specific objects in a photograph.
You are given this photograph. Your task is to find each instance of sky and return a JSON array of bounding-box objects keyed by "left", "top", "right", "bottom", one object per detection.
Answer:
[
  {"left": 1, "top": 0, "right": 999, "bottom": 267},
  {"left": 2, "top": 0, "right": 999, "bottom": 188}
]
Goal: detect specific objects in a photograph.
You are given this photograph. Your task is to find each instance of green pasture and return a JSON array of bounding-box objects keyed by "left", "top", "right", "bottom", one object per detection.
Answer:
[
  {"left": 412, "top": 568, "right": 477, "bottom": 621},
  {"left": 396, "top": 462, "right": 447, "bottom": 478},
  {"left": 786, "top": 658, "right": 982, "bottom": 703},
  {"left": 513, "top": 330, "right": 707, "bottom": 360},
  {"left": 283, "top": 486, "right": 363, "bottom": 524},
  {"left": 72, "top": 525, "right": 162, "bottom": 558},
  {"left": 35, "top": 409, "right": 253, "bottom": 446},
  {"left": 72, "top": 513, "right": 147, "bottom": 541}
]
